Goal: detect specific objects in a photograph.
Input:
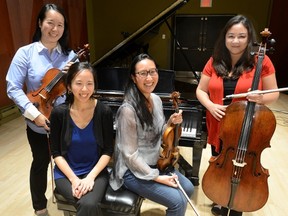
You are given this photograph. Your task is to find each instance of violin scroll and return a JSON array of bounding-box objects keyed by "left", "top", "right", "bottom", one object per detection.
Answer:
[
  {"left": 171, "top": 91, "right": 181, "bottom": 113},
  {"left": 75, "top": 44, "right": 90, "bottom": 62}
]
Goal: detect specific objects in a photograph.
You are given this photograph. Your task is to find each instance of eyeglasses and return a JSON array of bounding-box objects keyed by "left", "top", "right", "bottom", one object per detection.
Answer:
[{"left": 135, "top": 68, "right": 158, "bottom": 78}]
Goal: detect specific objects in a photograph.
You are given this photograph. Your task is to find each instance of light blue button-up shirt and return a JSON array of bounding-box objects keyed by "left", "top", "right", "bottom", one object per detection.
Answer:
[{"left": 6, "top": 42, "right": 76, "bottom": 134}]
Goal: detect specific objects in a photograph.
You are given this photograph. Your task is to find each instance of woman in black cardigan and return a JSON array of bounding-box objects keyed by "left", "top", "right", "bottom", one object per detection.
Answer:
[{"left": 49, "top": 62, "right": 114, "bottom": 216}]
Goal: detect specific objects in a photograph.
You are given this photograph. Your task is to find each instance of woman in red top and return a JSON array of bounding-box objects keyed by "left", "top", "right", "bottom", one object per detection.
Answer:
[{"left": 196, "top": 15, "right": 279, "bottom": 216}]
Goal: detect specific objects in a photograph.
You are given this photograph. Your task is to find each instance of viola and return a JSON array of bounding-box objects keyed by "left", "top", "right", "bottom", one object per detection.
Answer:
[
  {"left": 202, "top": 29, "right": 276, "bottom": 212},
  {"left": 27, "top": 44, "right": 89, "bottom": 119}
]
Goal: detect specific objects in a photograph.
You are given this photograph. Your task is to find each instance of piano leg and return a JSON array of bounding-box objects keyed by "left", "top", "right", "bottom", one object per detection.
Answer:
[
  {"left": 191, "top": 143, "right": 204, "bottom": 186},
  {"left": 178, "top": 151, "right": 201, "bottom": 186},
  {"left": 178, "top": 155, "right": 194, "bottom": 184},
  {"left": 178, "top": 133, "right": 207, "bottom": 186}
]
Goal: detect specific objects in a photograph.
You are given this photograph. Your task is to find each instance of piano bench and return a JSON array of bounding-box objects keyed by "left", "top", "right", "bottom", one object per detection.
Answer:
[{"left": 54, "top": 185, "right": 144, "bottom": 216}]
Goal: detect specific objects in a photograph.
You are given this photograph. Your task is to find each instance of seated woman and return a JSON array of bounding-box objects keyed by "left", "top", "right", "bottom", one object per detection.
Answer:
[
  {"left": 49, "top": 62, "right": 114, "bottom": 216},
  {"left": 109, "top": 53, "right": 194, "bottom": 216}
]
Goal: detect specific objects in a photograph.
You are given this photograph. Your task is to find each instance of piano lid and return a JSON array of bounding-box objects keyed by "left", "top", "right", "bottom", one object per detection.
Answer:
[{"left": 92, "top": 0, "right": 189, "bottom": 68}]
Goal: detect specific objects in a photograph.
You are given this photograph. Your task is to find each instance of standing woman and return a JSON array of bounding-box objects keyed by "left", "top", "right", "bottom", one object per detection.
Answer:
[
  {"left": 49, "top": 62, "right": 114, "bottom": 215},
  {"left": 6, "top": 4, "right": 76, "bottom": 216},
  {"left": 110, "top": 53, "right": 194, "bottom": 216},
  {"left": 196, "top": 15, "right": 279, "bottom": 216}
]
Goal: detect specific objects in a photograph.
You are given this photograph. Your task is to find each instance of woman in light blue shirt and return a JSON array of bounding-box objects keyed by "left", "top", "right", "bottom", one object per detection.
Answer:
[{"left": 6, "top": 4, "right": 76, "bottom": 216}]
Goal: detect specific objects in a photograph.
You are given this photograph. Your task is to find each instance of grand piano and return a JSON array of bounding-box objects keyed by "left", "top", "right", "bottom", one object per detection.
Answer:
[{"left": 92, "top": 0, "right": 207, "bottom": 186}]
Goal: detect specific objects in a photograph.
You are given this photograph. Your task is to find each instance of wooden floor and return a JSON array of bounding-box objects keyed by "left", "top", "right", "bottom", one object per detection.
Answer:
[{"left": 0, "top": 93, "right": 287, "bottom": 216}]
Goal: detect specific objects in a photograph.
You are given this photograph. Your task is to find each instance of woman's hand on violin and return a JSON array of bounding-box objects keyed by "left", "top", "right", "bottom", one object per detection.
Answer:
[
  {"left": 208, "top": 104, "right": 227, "bottom": 121},
  {"left": 62, "top": 62, "right": 74, "bottom": 73},
  {"left": 168, "top": 110, "right": 183, "bottom": 126},
  {"left": 154, "top": 174, "right": 178, "bottom": 188},
  {"left": 34, "top": 114, "right": 50, "bottom": 131}
]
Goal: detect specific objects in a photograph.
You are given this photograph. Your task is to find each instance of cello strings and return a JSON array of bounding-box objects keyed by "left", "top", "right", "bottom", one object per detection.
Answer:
[{"left": 232, "top": 148, "right": 246, "bottom": 180}]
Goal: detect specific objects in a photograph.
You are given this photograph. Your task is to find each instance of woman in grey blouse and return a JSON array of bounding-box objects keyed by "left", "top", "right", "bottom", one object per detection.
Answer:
[{"left": 110, "top": 53, "right": 194, "bottom": 216}]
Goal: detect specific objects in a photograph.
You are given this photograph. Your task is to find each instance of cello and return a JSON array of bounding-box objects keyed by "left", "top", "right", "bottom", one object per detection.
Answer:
[
  {"left": 27, "top": 44, "right": 89, "bottom": 119},
  {"left": 201, "top": 28, "right": 276, "bottom": 212}
]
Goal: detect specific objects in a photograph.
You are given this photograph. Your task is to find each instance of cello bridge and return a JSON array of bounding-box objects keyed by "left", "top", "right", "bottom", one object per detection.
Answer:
[{"left": 232, "top": 159, "right": 247, "bottom": 168}]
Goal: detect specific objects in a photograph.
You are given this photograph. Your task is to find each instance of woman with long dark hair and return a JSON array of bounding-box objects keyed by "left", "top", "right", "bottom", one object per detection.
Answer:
[
  {"left": 196, "top": 15, "right": 279, "bottom": 216},
  {"left": 110, "top": 53, "right": 194, "bottom": 216}
]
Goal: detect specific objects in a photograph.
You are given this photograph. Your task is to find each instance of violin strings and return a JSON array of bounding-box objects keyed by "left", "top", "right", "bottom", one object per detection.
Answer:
[{"left": 46, "top": 73, "right": 64, "bottom": 92}]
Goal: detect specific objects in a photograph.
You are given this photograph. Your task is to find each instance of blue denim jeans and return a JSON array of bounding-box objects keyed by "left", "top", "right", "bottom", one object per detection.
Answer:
[{"left": 123, "top": 169, "right": 194, "bottom": 216}]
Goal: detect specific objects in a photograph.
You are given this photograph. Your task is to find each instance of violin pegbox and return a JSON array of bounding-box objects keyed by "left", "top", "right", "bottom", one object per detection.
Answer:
[{"left": 170, "top": 91, "right": 180, "bottom": 112}]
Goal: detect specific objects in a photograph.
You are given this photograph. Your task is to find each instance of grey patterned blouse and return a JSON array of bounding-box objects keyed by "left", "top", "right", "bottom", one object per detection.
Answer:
[{"left": 109, "top": 93, "right": 167, "bottom": 190}]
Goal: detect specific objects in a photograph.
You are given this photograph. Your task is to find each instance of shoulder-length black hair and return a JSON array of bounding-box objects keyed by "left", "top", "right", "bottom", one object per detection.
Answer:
[
  {"left": 212, "top": 15, "right": 257, "bottom": 79},
  {"left": 65, "top": 62, "right": 98, "bottom": 105},
  {"left": 32, "top": 3, "right": 70, "bottom": 55}
]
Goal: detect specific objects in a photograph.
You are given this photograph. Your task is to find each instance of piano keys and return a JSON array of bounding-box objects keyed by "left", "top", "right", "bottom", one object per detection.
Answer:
[
  {"left": 182, "top": 117, "right": 197, "bottom": 138},
  {"left": 162, "top": 102, "right": 204, "bottom": 141},
  {"left": 98, "top": 90, "right": 204, "bottom": 143}
]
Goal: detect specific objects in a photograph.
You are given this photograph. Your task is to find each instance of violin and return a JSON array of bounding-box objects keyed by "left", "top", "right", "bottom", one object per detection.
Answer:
[
  {"left": 202, "top": 29, "right": 276, "bottom": 212},
  {"left": 157, "top": 91, "right": 182, "bottom": 172},
  {"left": 157, "top": 91, "right": 201, "bottom": 216},
  {"left": 27, "top": 44, "right": 89, "bottom": 119}
]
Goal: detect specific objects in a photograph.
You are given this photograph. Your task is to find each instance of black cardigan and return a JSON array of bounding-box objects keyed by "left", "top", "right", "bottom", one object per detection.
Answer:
[{"left": 49, "top": 101, "right": 114, "bottom": 159}]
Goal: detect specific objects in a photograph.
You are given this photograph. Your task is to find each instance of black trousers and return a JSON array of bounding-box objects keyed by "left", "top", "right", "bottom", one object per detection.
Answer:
[
  {"left": 26, "top": 126, "right": 50, "bottom": 211},
  {"left": 55, "top": 170, "right": 109, "bottom": 216}
]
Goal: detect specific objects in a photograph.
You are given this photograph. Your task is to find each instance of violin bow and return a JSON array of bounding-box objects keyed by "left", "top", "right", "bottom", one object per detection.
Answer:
[
  {"left": 223, "top": 87, "right": 288, "bottom": 100},
  {"left": 171, "top": 173, "right": 201, "bottom": 216}
]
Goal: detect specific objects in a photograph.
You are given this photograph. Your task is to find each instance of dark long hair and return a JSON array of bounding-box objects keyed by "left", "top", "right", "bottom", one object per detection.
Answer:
[
  {"left": 65, "top": 62, "right": 98, "bottom": 105},
  {"left": 32, "top": 3, "right": 70, "bottom": 55},
  {"left": 212, "top": 15, "right": 257, "bottom": 79},
  {"left": 124, "top": 53, "right": 157, "bottom": 128}
]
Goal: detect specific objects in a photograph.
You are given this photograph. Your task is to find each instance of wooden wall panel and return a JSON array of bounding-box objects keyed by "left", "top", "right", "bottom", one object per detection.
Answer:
[
  {"left": 0, "top": 0, "right": 88, "bottom": 108},
  {"left": 0, "top": 0, "right": 15, "bottom": 107},
  {"left": 269, "top": 0, "right": 288, "bottom": 88},
  {"left": 6, "top": 0, "right": 34, "bottom": 48}
]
